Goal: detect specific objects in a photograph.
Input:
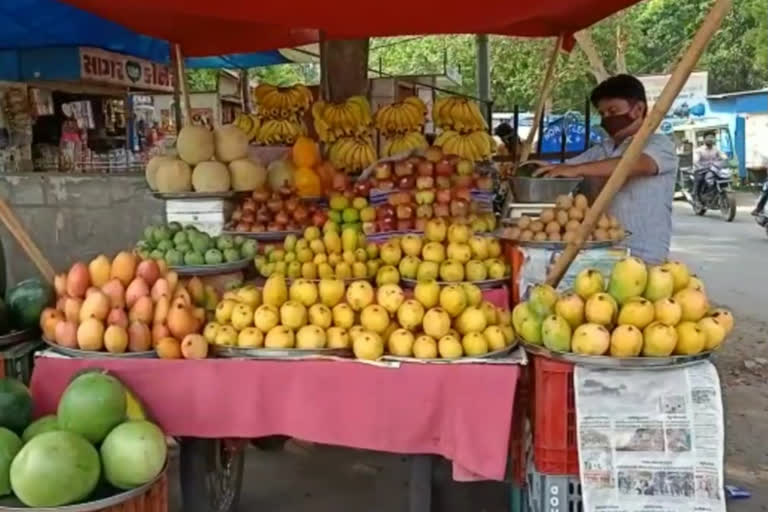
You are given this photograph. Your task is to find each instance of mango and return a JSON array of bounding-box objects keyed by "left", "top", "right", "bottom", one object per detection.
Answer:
[
  {"left": 610, "top": 325, "right": 643, "bottom": 357},
  {"left": 571, "top": 323, "right": 610, "bottom": 355},
  {"left": 541, "top": 315, "right": 572, "bottom": 352},
  {"left": 617, "top": 297, "right": 655, "bottom": 329},
  {"left": 643, "top": 266, "right": 675, "bottom": 302},
  {"left": 554, "top": 292, "right": 584, "bottom": 329},
  {"left": 573, "top": 268, "right": 604, "bottom": 300},
  {"left": 528, "top": 284, "right": 558, "bottom": 318},
  {"left": 608, "top": 257, "right": 648, "bottom": 305},
  {"left": 584, "top": 293, "right": 617, "bottom": 326},
  {"left": 673, "top": 288, "right": 709, "bottom": 322},
  {"left": 642, "top": 321, "right": 678, "bottom": 357},
  {"left": 661, "top": 260, "right": 690, "bottom": 292}
]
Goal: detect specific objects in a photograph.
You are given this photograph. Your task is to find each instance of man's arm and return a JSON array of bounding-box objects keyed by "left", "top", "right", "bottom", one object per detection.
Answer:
[{"left": 534, "top": 154, "right": 659, "bottom": 178}]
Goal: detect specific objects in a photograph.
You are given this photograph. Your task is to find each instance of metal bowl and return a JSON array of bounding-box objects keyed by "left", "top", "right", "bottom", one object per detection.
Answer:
[{"left": 509, "top": 177, "right": 582, "bottom": 203}]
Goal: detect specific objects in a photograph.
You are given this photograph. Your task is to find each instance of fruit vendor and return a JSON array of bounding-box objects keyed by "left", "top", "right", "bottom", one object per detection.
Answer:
[{"left": 533, "top": 74, "right": 678, "bottom": 264}]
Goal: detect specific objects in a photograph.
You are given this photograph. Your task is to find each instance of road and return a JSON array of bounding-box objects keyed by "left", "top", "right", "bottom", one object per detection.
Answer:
[{"left": 165, "top": 198, "right": 768, "bottom": 511}]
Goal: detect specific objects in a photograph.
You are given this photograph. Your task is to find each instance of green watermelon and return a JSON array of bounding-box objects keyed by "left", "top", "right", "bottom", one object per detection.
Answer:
[
  {"left": 10, "top": 431, "right": 100, "bottom": 507},
  {"left": 0, "top": 378, "right": 32, "bottom": 434},
  {"left": 21, "top": 415, "right": 59, "bottom": 443},
  {"left": 5, "top": 278, "right": 53, "bottom": 331},
  {"left": 57, "top": 372, "right": 126, "bottom": 444},
  {"left": 0, "top": 427, "right": 22, "bottom": 496}
]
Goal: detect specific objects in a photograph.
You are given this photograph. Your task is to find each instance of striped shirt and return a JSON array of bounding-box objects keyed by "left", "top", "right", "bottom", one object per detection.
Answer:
[{"left": 568, "top": 134, "right": 679, "bottom": 264}]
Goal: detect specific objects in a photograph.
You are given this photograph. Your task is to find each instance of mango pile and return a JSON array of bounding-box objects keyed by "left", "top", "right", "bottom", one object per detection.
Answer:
[
  {"left": 514, "top": 258, "right": 733, "bottom": 357},
  {"left": 205, "top": 274, "right": 516, "bottom": 360}
]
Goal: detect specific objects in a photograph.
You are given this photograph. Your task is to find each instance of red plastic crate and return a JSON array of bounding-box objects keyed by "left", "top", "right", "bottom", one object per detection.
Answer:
[{"left": 531, "top": 354, "right": 579, "bottom": 475}]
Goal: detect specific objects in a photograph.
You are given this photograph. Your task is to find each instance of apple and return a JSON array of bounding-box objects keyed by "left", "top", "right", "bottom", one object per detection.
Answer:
[
  {"left": 267, "top": 221, "right": 281, "bottom": 231},
  {"left": 415, "top": 189, "right": 436, "bottom": 205},
  {"left": 293, "top": 206, "right": 309, "bottom": 223},
  {"left": 416, "top": 176, "right": 435, "bottom": 190},
  {"left": 374, "top": 162, "right": 393, "bottom": 180},
  {"left": 452, "top": 186, "right": 472, "bottom": 202},
  {"left": 387, "top": 193, "right": 401, "bottom": 207},
  {"left": 397, "top": 218, "right": 414, "bottom": 231},
  {"left": 355, "top": 180, "right": 372, "bottom": 197},
  {"left": 252, "top": 223, "right": 266, "bottom": 232},
  {"left": 275, "top": 211, "right": 290, "bottom": 225},
  {"left": 452, "top": 175, "right": 474, "bottom": 188},
  {"left": 434, "top": 203, "right": 450, "bottom": 217},
  {"left": 456, "top": 159, "right": 474, "bottom": 176},
  {"left": 284, "top": 197, "right": 300, "bottom": 211},
  {"left": 450, "top": 199, "right": 470, "bottom": 218},
  {"left": 362, "top": 222, "right": 377, "bottom": 235},
  {"left": 394, "top": 160, "right": 415, "bottom": 177},
  {"left": 377, "top": 204, "right": 396, "bottom": 219},
  {"left": 252, "top": 189, "right": 269, "bottom": 202},
  {"left": 417, "top": 161, "right": 435, "bottom": 177},
  {"left": 312, "top": 211, "right": 328, "bottom": 227},
  {"left": 377, "top": 179, "right": 394, "bottom": 191},
  {"left": 242, "top": 212, "right": 255, "bottom": 224},
  {"left": 425, "top": 146, "right": 443, "bottom": 163},
  {"left": 398, "top": 191, "right": 413, "bottom": 204},
  {"left": 332, "top": 173, "right": 349, "bottom": 191},
  {"left": 435, "top": 176, "right": 451, "bottom": 189},
  {"left": 414, "top": 218, "right": 428, "bottom": 231},
  {"left": 396, "top": 204, "right": 414, "bottom": 220},
  {"left": 475, "top": 176, "right": 493, "bottom": 191},
  {"left": 397, "top": 175, "right": 416, "bottom": 190},
  {"left": 267, "top": 197, "right": 283, "bottom": 213},
  {"left": 436, "top": 188, "right": 452, "bottom": 204},
  {"left": 416, "top": 204, "right": 434, "bottom": 218},
  {"left": 378, "top": 218, "right": 396, "bottom": 232},
  {"left": 435, "top": 159, "right": 455, "bottom": 177}
]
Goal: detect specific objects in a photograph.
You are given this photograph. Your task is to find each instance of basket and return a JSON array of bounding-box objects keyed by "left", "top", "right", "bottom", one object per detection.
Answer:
[
  {"left": 0, "top": 339, "right": 43, "bottom": 385},
  {"left": 527, "top": 467, "right": 582, "bottom": 512},
  {"left": 531, "top": 354, "right": 578, "bottom": 475}
]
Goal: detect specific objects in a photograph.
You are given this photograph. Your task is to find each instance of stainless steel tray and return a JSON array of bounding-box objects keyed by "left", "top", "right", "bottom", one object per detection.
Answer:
[
  {"left": 400, "top": 277, "right": 509, "bottom": 290},
  {"left": 152, "top": 191, "right": 235, "bottom": 200},
  {"left": 170, "top": 258, "right": 251, "bottom": 276},
  {"left": 510, "top": 238, "right": 623, "bottom": 250},
  {"left": 284, "top": 276, "right": 373, "bottom": 285},
  {"left": 0, "top": 328, "right": 37, "bottom": 348},
  {"left": 509, "top": 176, "right": 583, "bottom": 203},
  {"left": 43, "top": 338, "right": 157, "bottom": 359},
  {"left": 221, "top": 230, "right": 301, "bottom": 241},
  {"left": 522, "top": 341, "right": 716, "bottom": 369},
  {"left": 382, "top": 341, "right": 518, "bottom": 364},
  {"left": 212, "top": 345, "right": 353, "bottom": 359},
  {"left": 0, "top": 463, "right": 166, "bottom": 511}
]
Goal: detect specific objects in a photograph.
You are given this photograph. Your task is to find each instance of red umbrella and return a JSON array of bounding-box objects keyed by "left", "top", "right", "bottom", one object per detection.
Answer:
[{"left": 58, "top": 0, "right": 641, "bottom": 55}]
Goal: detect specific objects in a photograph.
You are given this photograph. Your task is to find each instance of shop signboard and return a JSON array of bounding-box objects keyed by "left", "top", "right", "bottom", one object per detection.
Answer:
[
  {"left": 639, "top": 71, "right": 709, "bottom": 133},
  {"left": 79, "top": 47, "right": 174, "bottom": 92}
]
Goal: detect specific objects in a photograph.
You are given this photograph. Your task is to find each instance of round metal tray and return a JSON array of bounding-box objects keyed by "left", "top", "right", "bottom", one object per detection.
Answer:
[
  {"left": 43, "top": 338, "right": 157, "bottom": 359},
  {"left": 170, "top": 258, "right": 251, "bottom": 276},
  {"left": 152, "top": 191, "right": 235, "bottom": 200},
  {"left": 220, "top": 230, "right": 302, "bottom": 242},
  {"left": 510, "top": 238, "right": 623, "bottom": 250},
  {"left": 284, "top": 276, "right": 373, "bottom": 285},
  {"left": 382, "top": 341, "right": 518, "bottom": 364},
  {"left": 400, "top": 277, "right": 509, "bottom": 290},
  {"left": 212, "top": 345, "right": 353, "bottom": 359},
  {"left": 0, "top": 328, "right": 37, "bottom": 348},
  {"left": 0, "top": 463, "right": 166, "bottom": 511},
  {"left": 521, "top": 341, "right": 716, "bottom": 369}
]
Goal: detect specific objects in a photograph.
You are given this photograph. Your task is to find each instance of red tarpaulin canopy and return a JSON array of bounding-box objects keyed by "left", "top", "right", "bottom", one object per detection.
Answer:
[{"left": 58, "top": 0, "right": 641, "bottom": 56}]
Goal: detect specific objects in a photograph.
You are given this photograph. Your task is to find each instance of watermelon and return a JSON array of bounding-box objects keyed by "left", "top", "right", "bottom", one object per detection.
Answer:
[
  {"left": 6, "top": 278, "right": 53, "bottom": 331},
  {"left": 0, "top": 378, "right": 32, "bottom": 434},
  {"left": 57, "top": 372, "right": 126, "bottom": 444},
  {"left": 100, "top": 420, "right": 167, "bottom": 489},
  {"left": 0, "top": 427, "right": 22, "bottom": 496},
  {"left": 10, "top": 431, "right": 100, "bottom": 507},
  {"left": 21, "top": 415, "right": 59, "bottom": 443}
]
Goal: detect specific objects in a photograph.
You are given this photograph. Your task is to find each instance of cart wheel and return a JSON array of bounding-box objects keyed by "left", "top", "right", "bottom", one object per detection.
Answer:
[{"left": 180, "top": 438, "right": 244, "bottom": 512}]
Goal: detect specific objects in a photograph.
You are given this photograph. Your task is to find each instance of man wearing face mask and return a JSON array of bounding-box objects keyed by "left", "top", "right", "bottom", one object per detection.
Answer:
[{"left": 533, "top": 74, "right": 678, "bottom": 264}]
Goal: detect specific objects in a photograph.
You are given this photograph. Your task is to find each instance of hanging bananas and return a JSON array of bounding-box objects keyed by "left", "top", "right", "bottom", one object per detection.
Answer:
[
  {"left": 374, "top": 96, "right": 426, "bottom": 136},
  {"left": 382, "top": 132, "right": 429, "bottom": 157},
  {"left": 434, "top": 130, "right": 496, "bottom": 162},
  {"left": 328, "top": 136, "right": 377, "bottom": 173},
  {"left": 233, "top": 113, "right": 261, "bottom": 142},
  {"left": 432, "top": 96, "right": 487, "bottom": 133},
  {"left": 253, "top": 84, "right": 313, "bottom": 117},
  {"left": 255, "top": 119, "right": 307, "bottom": 146},
  {"left": 312, "top": 96, "right": 373, "bottom": 143}
]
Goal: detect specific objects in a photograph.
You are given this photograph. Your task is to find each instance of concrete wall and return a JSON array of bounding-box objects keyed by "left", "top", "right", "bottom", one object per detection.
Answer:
[{"left": 0, "top": 173, "right": 164, "bottom": 286}]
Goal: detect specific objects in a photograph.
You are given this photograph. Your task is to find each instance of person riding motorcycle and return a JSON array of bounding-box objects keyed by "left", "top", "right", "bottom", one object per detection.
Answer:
[
  {"left": 692, "top": 132, "right": 727, "bottom": 206},
  {"left": 751, "top": 181, "right": 768, "bottom": 216}
]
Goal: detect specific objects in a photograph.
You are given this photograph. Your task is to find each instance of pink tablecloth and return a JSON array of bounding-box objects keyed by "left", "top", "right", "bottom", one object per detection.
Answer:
[{"left": 31, "top": 358, "right": 519, "bottom": 481}]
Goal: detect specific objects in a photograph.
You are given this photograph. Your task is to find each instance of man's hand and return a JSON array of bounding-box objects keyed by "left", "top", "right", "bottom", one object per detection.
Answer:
[{"left": 533, "top": 163, "right": 581, "bottom": 178}]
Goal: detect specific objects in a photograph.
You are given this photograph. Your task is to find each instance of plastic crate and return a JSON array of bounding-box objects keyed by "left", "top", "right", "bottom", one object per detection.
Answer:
[
  {"left": 507, "top": 364, "right": 530, "bottom": 486},
  {"left": 527, "top": 467, "right": 582, "bottom": 512},
  {"left": 531, "top": 354, "right": 578, "bottom": 475},
  {"left": 0, "top": 339, "right": 44, "bottom": 385}
]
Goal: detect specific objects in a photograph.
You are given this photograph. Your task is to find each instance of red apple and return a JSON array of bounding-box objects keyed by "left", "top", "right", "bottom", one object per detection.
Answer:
[
  {"left": 387, "top": 193, "right": 401, "bottom": 207},
  {"left": 312, "top": 211, "right": 328, "bottom": 227},
  {"left": 394, "top": 160, "right": 415, "bottom": 177},
  {"left": 377, "top": 204, "right": 396, "bottom": 219},
  {"left": 378, "top": 218, "right": 397, "bottom": 232},
  {"left": 251, "top": 223, "right": 266, "bottom": 232},
  {"left": 293, "top": 206, "right": 309, "bottom": 224},
  {"left": 354, "top": 180, "right": 372, "bottom": 197},
  {"left": 416, "top": 204, "right": 433, "bottom": 218},
  {"left": 377, "top": 180, "right": 394, "bottom": 191},
  {"left": 396, "top": 204, "right": 414, "bottom": 220},
  {"left": 452, "top": 186, "right": 472, "bottom": 202},
  {"left": 452, "top": 175, "right": 474, "bottom": 188},
  {"left": 433, "top": 203, "right": 450, "bottom": 217},
  {"left": 416, "top": 176, "right": 435, "bottom": 190},
  {"left": 475, "top": 176, "right": 493, "bottom": 191},
  {"left": 397, "top": 218, "right": 414, "bottom": 231},
  {"left": 417, "top": 160, "right": 435, "bottom": 177},
  {"left": 284, "top": 197, "right": 300, "bottom": 211},
  {"left": 332, "top": 173, "right": 349, "bottom": 191},
  {"left": 449, "top": 199, "right": 470, "bottom": 217},
  {"left": 256, "top": 209, "right": 271, "bottom": 224},
  {"left": 267, "top": 221, "right": 281, "bottom": 232},
  {"left": 374, "top": 162, "right": 393, "bottom": 180},
  {"left": 242, "top": 197, "right": 256, "bottom": 211},
  {"left": 414, "top": 218, "right": 428, "bottom": 231},
  {"left": 397, "top": 175, "right": 416, "bottom": 190},
  {"left": 435, "top": 176, "right": 451, "bottom": 189},
  {"left": 435, "top": 159, "right": 455, "bottom": 177},
  {"left": 436, "top": 188, "right": 452, "bottom": 204},
  {"left": 267, "top": 197, "right": 283, "bottom": 213},
  {"left": 242, "top": 212, "right": 255, "bottom": 224},
  {"left": 275, "top": 211, "right": 290, "bottom": 225},
  {"left": 425, "top": 146, "right": 443, "bottom": 163}
]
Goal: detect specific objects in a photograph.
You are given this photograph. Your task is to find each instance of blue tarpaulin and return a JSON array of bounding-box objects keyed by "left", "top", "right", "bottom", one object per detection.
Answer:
[{"left": 0, "top": 0, "right": 290, "bottom": 68}]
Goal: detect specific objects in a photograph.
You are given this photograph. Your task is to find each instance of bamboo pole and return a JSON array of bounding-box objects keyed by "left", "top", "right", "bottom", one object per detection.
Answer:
[
  {"left": 173, "top": 44, "right": 192, "bottom": 126},
  {"left": 0, "top": 201, "right": 55, "bottom": 282},
  {"left": 518, "top": 35, "right": 563, "bottom": 164},
  {"left": 546, "top": 0, "right": 733, "bottom": 286}
]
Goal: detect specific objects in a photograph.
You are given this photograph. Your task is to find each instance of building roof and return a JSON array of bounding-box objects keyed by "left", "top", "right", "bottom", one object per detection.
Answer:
[{"left": 707, "top": 88, "right": 768, "bottom": 100}]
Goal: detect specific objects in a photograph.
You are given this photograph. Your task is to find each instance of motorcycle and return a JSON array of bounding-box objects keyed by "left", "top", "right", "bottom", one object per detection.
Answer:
[
  {"left": 679, "top": 162, "right": 737, "bottom": 222},
  {"left": 753, "top": 182, "right": 768, "bottom": 236}
]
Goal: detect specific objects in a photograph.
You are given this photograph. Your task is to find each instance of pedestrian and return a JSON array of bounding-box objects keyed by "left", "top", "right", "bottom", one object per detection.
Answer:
[{"left": 533, "top": 74, "right": 678, "bottom": 264}]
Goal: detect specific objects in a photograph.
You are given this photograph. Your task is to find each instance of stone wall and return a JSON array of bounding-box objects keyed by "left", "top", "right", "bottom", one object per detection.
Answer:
[{"left": 0, "top": 174, "right": 164, "bottom": 285}]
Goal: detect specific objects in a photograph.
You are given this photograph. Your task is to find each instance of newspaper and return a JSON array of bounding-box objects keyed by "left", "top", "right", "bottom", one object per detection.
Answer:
[{"left": 574, "top": 362, "right": 725, "bottom": 512}]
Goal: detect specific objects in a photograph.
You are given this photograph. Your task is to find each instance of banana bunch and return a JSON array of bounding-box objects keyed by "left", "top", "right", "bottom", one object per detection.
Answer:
[
  {"left": 312, "top": 96, "right": 373, "bottom": 143},
  {"left": 374, "top": 97, "right": 426, "bottom": 136},
  {"left": 434, "top": 130, "right": 495, "bottom": 161},
  {"left": 253, "top": 84, "right": 313, "bottom": 119},
  {"left": 233, "top": 113, "right": 261, "bottom": 141},
  {"left": 328, "top": 136, "right": 377, "bottom": 173},
  {"left": 432, "top": 96, "right": 487, "bottom": 133},
  {"left": 255, "top": 119, "right": 307, "bottom": 145},
  {"left": 382, "top": 132, "right": 429, "bottom": 157}
]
